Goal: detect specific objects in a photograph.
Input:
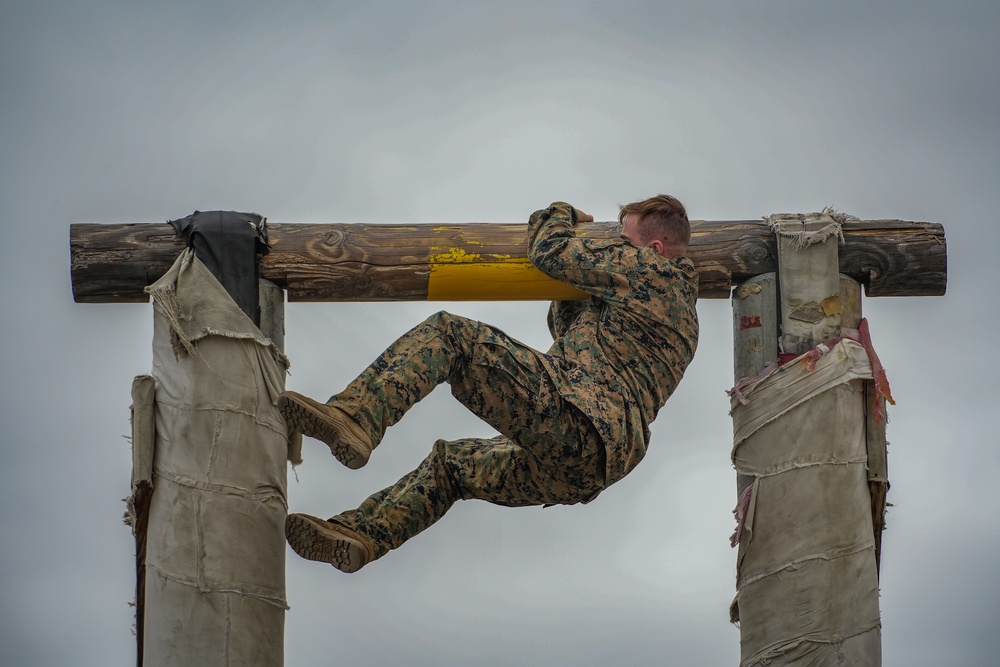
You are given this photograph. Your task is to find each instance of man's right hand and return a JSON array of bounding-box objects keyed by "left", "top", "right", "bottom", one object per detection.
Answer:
[{"left": 573, "top": 208, "right": 594, "bottom": 223}]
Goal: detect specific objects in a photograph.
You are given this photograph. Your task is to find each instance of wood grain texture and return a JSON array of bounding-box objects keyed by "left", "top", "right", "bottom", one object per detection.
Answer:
[
  {"left": 70, "top": 219, "right": 946, "bottom": 303},
  {"left": 71, "top": 223, "right": 184, "bottom": 303}
]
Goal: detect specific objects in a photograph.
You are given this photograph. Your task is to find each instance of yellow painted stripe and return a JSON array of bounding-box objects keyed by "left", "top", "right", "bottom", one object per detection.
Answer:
[{"left": 427, "top": 249, "right": 588, "bottom": 301}]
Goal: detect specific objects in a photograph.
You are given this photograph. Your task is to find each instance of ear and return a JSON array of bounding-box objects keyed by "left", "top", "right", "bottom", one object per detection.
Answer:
[{"left": 649, "top": 239, "right": 665, "bottom": 256}]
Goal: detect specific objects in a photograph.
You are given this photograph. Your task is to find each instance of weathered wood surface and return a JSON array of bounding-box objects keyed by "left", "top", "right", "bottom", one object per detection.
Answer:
[
  {"left": 732, "top": 273, "right": 779, "bottom": 386},
  {"left": 128, "top": 375, "right": 156, "bottom": 667},
  {"left": 731, "top": 273, "right": 779, "bottom": 501},
  {"left": 865, "top": 380, "right": 890, "bottom": 577},
  {"left": 70, "top": 219, "right": 947, "bottom": 303}
]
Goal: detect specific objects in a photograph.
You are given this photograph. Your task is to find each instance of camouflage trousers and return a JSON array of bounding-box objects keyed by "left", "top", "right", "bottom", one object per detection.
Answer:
[{"left": 325, "top": 311, "right": 606, "bottom": 560}]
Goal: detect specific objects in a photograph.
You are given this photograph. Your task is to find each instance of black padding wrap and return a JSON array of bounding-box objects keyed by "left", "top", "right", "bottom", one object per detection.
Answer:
[{"left": 168, "top": 211, "right": 269, "bottom": 325}]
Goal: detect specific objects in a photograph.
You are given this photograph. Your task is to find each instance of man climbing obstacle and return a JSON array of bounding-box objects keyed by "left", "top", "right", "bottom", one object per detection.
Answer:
[{"left": 280, "top": 196, "right": 699, "bottom": 572}]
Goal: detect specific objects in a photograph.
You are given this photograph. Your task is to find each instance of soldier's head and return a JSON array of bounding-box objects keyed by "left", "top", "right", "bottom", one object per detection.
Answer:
[{"left": 618, "top": 194, "right": 690, "bottom": 259}]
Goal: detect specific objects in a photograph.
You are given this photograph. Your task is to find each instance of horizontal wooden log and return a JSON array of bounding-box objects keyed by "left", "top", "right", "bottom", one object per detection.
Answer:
[{"left": 70, "top": 219, "right": 946, "bottom": 303}]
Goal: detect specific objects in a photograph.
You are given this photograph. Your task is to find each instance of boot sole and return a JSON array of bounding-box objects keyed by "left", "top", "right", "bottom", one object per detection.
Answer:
[
  {"left": 278, "top": 393, "right": 370, "bottom": 469},
  {"left": 285, "top": 514, "right": 370, "bottom": 574}
]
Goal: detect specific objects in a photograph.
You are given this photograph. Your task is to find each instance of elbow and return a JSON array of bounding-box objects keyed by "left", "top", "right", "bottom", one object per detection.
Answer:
[{"left": 528, "top": 236, "right": 565, "bottom": 272}]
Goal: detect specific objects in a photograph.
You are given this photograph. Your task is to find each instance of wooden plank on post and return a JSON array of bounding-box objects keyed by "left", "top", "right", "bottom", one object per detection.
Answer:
[
  {"left": 732, "top": 273, "right": 779, "bottom": 382},
  {"left": 840, "top": 275, "right": 863, "bottom": 330},
  {"left": 127, "top": 375, "right": 156, "bottom": 667},
  {"left": 259, "top": 280, "right": 285, "bottom": 353},
  {"left": 70, "top": 219, "right": 947, "bottom": 303},
  {"left": 732, "top": 273, "right": 778, "bottom": 499},
  {"left": 866, "top": 380, "right": 889, "bottom": 576},
  {"left": 840, "top": 273, "right": 889, "bottom": 576}
]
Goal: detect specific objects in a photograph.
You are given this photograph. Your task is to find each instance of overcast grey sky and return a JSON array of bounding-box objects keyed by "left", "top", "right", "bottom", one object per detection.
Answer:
[{"left": 2, "top": 1, "right": 998, "bottom": 665}]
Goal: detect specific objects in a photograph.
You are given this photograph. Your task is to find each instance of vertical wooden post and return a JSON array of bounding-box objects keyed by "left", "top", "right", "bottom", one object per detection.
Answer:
[
  {"left": 731, "top": 213, "right": 882, "bottom": 666},
  {"left": 865, "top": 381, "right": 889, "bottom": 575},
  {"left": 140, "top": 250, "right": 290, "bottom": 667},
  {"left": 128, "top": 375, "right": 156, "bottom": 666},
  {"left": 259, "top": 280, "right": 285, "bottom": 353}
]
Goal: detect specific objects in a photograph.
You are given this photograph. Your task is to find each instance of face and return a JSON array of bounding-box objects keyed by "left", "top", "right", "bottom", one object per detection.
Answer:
[{"left": 620, "top": 213, "right": 665, "bottom": 256}]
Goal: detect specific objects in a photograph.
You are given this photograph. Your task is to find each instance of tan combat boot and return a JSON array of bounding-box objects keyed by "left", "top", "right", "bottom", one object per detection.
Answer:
[
  {"left": 285, "top": 513, "right": 375, "bottom": 573},
  {"left": 278, "top": 391, "right": 373, "bottom": 469}
]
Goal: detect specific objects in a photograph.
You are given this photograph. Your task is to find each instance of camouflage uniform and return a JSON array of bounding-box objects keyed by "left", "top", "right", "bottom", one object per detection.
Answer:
[{"left": 325, "top": 202, "right": 699, "bottom": 560}]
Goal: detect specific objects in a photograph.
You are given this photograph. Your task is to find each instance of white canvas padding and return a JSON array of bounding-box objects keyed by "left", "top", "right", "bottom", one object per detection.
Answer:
[
  {"left": 736, "top": 461, "right": 875, "bottom": 587},
  {"left": 734, "top": 381, "right": 869, "bottom": 478},
  {"left": 731, "top": 339, "right": 881, "bottom": 666},
  {"left": 144, "top": 574, "right": 285, "bottom": 665},
  {"left": 144, "top": 470, "right": 288, "bottom": 604},
  {"left": 759, "top": 627, "right": 880, "bottom": 667},
  {"left": 768, "top": 212, "right": 845, "bottom": 355},
  {"left": 736, "top": 549, "right": 880, "bottom": 656},
  {"left": 732, "top": 339, "right": 873, "bottom": 451},
  {"left": 143, "top": 250, "right": 290, "bottom": 667}
]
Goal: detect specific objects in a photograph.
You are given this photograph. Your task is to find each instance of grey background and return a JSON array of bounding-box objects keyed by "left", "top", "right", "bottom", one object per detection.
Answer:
[{"left": 2, "top": 1, "right": 997, "bottom": 665}]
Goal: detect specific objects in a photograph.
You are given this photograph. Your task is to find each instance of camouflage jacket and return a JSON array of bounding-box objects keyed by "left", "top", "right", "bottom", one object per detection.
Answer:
[{"left": 527, "top": 201, "right": 699, "bottom": 486}]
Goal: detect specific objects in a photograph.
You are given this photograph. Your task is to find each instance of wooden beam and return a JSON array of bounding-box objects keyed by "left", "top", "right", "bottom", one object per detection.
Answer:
[{"left": 70, "top": 219, "right": 947, "bottom": 303}]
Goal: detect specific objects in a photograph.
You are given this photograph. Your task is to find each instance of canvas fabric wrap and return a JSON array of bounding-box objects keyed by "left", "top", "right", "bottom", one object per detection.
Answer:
[
  {"left": 730, "top": 339, "right": 882, "bottom": 666},
  {"left": 140, "top": 249, "right": 293, "bottom": 666}
]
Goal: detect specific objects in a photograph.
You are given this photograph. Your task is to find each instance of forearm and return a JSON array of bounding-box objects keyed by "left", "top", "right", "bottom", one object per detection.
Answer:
[
  {"left": 527, "top": 202, "right": 627, "bottom": 302},
  {"left": 527, "top": 202, "right": 577, "bottom": 266}
]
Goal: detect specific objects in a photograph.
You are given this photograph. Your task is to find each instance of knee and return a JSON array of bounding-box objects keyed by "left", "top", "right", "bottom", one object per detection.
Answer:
[
  {"left": 428, "top": 437, "right": 468, "bottom": 471},
  {"left": 429, "top": 437, "right": 450, "bottom": 462},
  {"left": 428, "top": 439, "right": 461, "bottom": 499}
]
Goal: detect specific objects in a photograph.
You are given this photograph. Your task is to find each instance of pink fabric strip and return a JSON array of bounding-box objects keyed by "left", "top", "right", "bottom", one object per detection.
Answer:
[
  {"left": 730, "top": 483, "right": 754, "bottom": 548},
  {"left": 792, "top": 319, "right": 894, "bottom": 423}
]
